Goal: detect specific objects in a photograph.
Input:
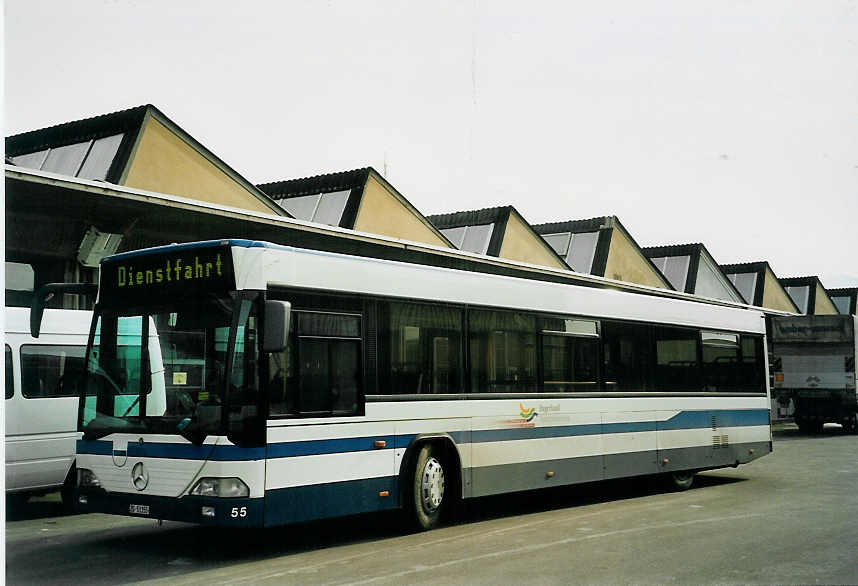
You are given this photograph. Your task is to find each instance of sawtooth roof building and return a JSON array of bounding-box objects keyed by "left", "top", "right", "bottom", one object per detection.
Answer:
[
  {"left": 428, "top": 206, "right": 568, "bottom": 270},
  {"left": 258, "top": 167, "right": 454, "bottom": 249},
  {"left": 532, "top": 216, "right": 672, "bottom": 289},
  {"left": 827, "top": 288, "right": 858, "bottom": 315},
  {"left": 641, "top": 243, "right": 744, "bottom": 303},
  {"left": 719, "top": 261, "right": 800, "bottom": 313},
  {"left": 778, "top": 276, "right": 839, "bottom": 315}
]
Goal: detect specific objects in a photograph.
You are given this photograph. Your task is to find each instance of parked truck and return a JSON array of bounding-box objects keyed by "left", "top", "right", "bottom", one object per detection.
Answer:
[{"left": 771, "top": 314, "right": 857, "bottom": 433}]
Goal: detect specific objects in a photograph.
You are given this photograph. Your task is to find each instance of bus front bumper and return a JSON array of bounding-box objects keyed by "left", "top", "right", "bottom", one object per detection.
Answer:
[{"left": 75, "top": 488, "right": 263, "bottom": 527}]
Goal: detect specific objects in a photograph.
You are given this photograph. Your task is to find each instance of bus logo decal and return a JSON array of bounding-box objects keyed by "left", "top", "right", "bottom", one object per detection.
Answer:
[
  {"left": 131, "top": 462, "right": 150, "bottom": 491},
  {"left": 520, "top": 404, "right": 537, "bottom": 422}
]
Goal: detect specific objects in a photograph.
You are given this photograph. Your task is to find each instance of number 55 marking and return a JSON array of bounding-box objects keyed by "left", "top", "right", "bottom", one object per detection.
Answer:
[{"left": 231, "top": 507, "right": 247, "bottom": 518}]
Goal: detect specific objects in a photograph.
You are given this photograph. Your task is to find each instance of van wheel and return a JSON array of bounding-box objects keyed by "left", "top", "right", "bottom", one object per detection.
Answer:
[
  {"left": 843, "top": 414, "right": 857, "bottom": 434},
  {"left": 668, "top": 471, "right": 695, "bottom": 491},
  {"left": 60, "top": 464, "right": 76, "bottom": 512},
  {"left": 410, "top": 444, "right": 447, "bottom": 531}
]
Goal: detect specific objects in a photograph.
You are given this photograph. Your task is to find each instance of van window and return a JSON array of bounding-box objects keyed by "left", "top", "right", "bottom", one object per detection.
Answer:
[
  {"left": 5, "top": 345, "right": 13, "bottom": 399},
  {"left": 21, "top": 345, "right": 86, "bottom": 398}
]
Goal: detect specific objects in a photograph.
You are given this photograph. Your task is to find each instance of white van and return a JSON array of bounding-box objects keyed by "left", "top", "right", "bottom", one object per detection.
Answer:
[{"left": 5, "top": 306, "right": 92, "bottom": 504}]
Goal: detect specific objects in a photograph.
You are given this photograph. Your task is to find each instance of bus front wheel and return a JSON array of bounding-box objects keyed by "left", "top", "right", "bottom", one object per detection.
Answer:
[{"left": 410, "top": 444, "right": 447, "bottom": 531}]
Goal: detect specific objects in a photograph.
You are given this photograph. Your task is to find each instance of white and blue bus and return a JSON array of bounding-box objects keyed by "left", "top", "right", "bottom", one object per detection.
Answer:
[{"left": 68, "top": 239, "right": 772, "bottom": 529}]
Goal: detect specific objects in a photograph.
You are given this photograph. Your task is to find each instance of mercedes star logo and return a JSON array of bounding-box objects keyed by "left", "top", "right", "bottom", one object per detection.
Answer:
[{"left": 131, "top": 462, "right": 149, "bottom": 491}]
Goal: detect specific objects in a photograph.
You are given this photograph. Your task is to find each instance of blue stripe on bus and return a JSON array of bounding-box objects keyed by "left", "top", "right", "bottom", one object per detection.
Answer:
[
  {"left": 76, "top": 409, "right": 769, "bottom": 462},
  {"left": 659, "top": 409, "right": 770, "bottom": 430},
  {"left": 266, "top": 436, "right": 399, "bottom": 458},
  {"left": 76, "top": 440, "right": 265, "bottom": 461}
]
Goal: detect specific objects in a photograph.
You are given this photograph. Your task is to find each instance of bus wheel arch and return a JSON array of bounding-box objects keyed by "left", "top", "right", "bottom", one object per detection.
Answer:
[{"left": 400, "top": 435, "right": 462, "bottom": 530}]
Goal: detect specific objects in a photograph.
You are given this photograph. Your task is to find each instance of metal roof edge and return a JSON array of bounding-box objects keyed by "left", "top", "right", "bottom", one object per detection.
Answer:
[{"left": 6, "top": 165, "right": 793, "bottom": 316}]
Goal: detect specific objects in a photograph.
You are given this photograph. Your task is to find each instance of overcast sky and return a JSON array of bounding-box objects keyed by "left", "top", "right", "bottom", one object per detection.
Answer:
[{"left": 5, "top": 0, "right": 857, "bottom": 287}]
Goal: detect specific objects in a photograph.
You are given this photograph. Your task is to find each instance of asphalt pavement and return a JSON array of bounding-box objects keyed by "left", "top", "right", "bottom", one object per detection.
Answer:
[{"left": 5, "top": 424, "right": 857, "bottom": 585}]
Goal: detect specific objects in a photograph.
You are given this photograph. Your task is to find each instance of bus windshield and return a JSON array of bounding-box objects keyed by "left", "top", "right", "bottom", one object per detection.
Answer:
[{"left": 80, "top": 293, "right": 260, "bottom": 443}]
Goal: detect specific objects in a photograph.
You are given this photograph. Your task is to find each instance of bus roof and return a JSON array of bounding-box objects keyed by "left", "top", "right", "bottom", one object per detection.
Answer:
[{"left": 101, "top": 239, "right": 790, "bottom": 317}]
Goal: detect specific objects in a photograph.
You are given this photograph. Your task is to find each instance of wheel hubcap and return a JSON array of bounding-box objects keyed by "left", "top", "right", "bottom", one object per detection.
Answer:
[{"left": 421, "top": 457, "right": 445, "bottom": 513}]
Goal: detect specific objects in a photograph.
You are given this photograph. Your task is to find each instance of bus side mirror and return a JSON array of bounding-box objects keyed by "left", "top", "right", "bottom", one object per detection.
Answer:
[
  {"left": 263, "top": 301, "right": 291, "bottom": 353},
  {"left": 30, "top": 283, "right": 98, "bottom": 337}
]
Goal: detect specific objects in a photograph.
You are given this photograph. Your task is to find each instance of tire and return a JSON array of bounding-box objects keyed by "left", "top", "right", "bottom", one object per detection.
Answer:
[
  {"left": 668, "top": 470, "right": 695, "bottom": 491},
  {"left": 409, "top": 444, "right": 448, "bottom": 531},
  {"left": 842, "top": 414, "right": 858, "bottom": 434}
]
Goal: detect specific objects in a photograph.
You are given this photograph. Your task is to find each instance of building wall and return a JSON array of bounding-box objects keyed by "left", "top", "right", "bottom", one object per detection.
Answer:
[
  {"left": 604, "top": 230, "right": 670, "bottom": 289},
  {"left": 498, "top": 212, "right": 567, "bottom": 269},
  {"left": 123, "top": 118, "right": 273, "bottom": 213},
  {"left": 353, "top": 175, "right": 451, "bottom": 248},
  {"left": 813, "top": 282, "right": 838, "bottom": 315},
  {"left": 761, "top": 268, "right": 798, "bottom": 312}
]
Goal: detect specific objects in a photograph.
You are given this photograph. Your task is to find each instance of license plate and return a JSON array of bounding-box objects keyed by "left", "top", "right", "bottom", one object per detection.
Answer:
[{"left": 129, "top": 504, "right": 150, "bottom": 515}]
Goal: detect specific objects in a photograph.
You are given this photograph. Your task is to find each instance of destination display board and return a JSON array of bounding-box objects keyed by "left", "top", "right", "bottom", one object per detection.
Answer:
[
  {"left": 99, "top": 244, "right": 236, "bottom": 307},
  {"left": 772, "top": 315, "right": 854, "bottom": 344}
]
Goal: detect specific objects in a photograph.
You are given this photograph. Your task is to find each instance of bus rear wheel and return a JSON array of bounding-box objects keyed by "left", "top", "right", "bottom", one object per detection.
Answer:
[
  {"left": 410, "top": 444, "right": 447, "bottom": 531},
  {"left": 668, "top": 470, "right": 695, "bottom": 491},
  {"left": 843, "top": 414, "right": 858, "bottom": 434}
]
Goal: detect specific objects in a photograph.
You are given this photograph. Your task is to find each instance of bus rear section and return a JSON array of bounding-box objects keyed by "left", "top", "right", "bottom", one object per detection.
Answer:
[{"left": 771, "top": 315, "right": 858, "bottom": 433}]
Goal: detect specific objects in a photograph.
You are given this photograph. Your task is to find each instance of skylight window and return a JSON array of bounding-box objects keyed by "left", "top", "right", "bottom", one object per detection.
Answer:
[
  {"left": 728, "top": 272, "right": 757, "bottom": 305},
  {"left": 11, "top": 133, "right": 124, "bottom": 181},
  {"left": 541, "top": 231, "right": 599, "bottom": 273},
  {"left": 278, "top": 189, "right": 351, "bottom": 226},
  {"left": 567, "top": 232, "right": 599, "bottom": 273},
  {"left": 695, "top": 254, "right": 744, "bottom": 303},
  {"left": 651, "top": 256, "right": 690, "bottom": 291},
  {"left": 542, "top": 233, "right": 571, "bottom": 256},
  {"left": 832, "top": 296, "right": 851, "bottom": 315},
  {"left": 440, "top": 223, "right": 494, "bottom": 254},
  {"left": 785, "top": 286, "right": 810, "bottom": 314}
]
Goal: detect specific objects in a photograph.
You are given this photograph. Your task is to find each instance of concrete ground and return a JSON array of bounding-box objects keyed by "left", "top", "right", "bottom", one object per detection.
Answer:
[{"left": 5, "top": 424, "right": 858, "bottom": 585}]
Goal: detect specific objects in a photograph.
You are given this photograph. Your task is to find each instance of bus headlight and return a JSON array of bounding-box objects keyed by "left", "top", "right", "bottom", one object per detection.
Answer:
[
  {"left": 77, "top": 468, "right": 101, "bottom": 488},
  {"left": 189, "top": 477, "right": 249, "bottom": 498}
]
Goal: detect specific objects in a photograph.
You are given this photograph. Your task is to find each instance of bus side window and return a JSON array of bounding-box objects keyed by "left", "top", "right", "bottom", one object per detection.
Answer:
[
  {"left": 653, "top": 326, "right": 700, "bottom": 392},
  {"left": 268, "top": 311, "right": 361, "bottom": 416},
  {"left": 470, "top": 309, "right": 537, "bottom": 394},
  {"left": 5, "top": 345, "right": 14, "bottom": 399},
  {"left": 540, "top": 317, "right": 600, "bottom": 392},
  {"left": 741, "top": 335, "right": 766, "bottom": 393},
  {"left": 702, "top": 331, "right": 741, "bottom": 392},
  {"left": 386, "top": 302, "right": 463, "bottom": 395},
  {"left": 602, "top": 321, "right": 651, "bottom": 392}
]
